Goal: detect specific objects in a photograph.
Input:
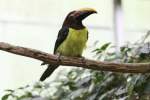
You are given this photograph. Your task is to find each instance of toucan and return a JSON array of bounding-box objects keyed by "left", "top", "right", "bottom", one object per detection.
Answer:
[{"left": 40, "top": 8, "right": 97, "bottom": 81}]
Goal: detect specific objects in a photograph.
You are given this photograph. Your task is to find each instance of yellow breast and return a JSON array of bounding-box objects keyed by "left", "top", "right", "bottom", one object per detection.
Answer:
[{"left": 57, "top": 28, "right": 88, "bottom": 57}]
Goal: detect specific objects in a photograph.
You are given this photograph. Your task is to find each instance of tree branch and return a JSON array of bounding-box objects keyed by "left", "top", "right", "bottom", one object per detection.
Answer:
[{"left": 0, "top": 42, "right": 150, "bottom": 73}]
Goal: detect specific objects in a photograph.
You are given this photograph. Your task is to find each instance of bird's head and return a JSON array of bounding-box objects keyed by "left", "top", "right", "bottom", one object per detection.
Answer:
[{"left": 63, "top": 8, "right": 97, "bottom": 29}]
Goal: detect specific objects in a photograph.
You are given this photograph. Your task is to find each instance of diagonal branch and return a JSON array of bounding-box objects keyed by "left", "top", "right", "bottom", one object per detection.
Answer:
[{"left": 0, "top": 42, "right": 150, "bottom": 73}]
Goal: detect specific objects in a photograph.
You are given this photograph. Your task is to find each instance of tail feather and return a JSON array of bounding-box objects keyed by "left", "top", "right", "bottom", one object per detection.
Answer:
[{"left": 40, "top": 65, "right": 59, "bottom": 81}]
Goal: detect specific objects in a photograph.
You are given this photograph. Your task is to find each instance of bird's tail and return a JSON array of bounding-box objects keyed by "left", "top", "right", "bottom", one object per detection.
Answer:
[{"left": 40, "top": 64, "right": 59, "bottom": 81}]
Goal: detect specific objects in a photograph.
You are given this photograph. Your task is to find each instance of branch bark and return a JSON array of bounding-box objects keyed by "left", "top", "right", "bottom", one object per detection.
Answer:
[{"left": 0, "top": 42, "right": 150, "bottom": 73}]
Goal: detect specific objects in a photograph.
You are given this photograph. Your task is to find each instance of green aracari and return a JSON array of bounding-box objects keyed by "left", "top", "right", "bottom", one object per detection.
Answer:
[{"left": 40, "top": 8, "right": 97, "bottom": 81}]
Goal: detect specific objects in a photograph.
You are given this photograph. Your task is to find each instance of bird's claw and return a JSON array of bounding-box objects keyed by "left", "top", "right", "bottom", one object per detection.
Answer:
[
  {"left": 73, "top": 56, "right": 86, "bottom": 64},
  {"left": 57, "top": 54, "right": 62, "bottom": 63},
  {"left": 80, "top": 56, "right": 86, "bottom": 64}
]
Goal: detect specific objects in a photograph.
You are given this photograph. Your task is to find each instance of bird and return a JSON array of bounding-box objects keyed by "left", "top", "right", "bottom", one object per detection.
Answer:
[{"left": 40, "top": 8, "right": 97, "bottom": 81}]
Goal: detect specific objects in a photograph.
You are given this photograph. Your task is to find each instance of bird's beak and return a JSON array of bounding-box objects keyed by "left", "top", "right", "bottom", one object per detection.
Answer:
[
  {"left": 78, "top": 8, "right": 97, "bottom": 14},
  {"left": 75, "top": 8, "right": 97, "bottom": 20}
]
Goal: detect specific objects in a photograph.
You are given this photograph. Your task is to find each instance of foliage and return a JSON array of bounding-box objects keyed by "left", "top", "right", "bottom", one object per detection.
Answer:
[{"left": 2, "top": 32, "right": 150, "bottom": 100}]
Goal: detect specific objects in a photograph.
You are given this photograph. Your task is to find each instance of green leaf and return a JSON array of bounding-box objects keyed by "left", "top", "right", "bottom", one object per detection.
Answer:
[
  {"left": 93, "top": 72, "right": 104, "bottom": 84},
  {"left": 92, "top": 42, "right": 111, "bottom": 53},
  {"left": 2, "top": 94, "right": 11, "bottom": 100},
  {"left": 65, "top": 81, "right": 77, "bottom": 90},
  {"left": 100, "top": 42, "right": 111, "bottom": 51},
  {"left": 68, "top": 70, "right": 78, "bottom": 80},
  {"left": 92, "top": 48, "right": 100, "bottom": 52},
  {"left": 4, "top": 89, "right": 14, "bottom": 92},
  {"left": 120, "top": 46, "right": 131, "bottom": 53},
  {"left": 120, "top": 46, "right": 126, "bottom": 52}
]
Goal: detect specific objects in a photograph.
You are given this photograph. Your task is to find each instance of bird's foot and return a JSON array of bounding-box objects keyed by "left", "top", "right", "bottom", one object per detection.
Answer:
[
  {"left": 73, "top": 56, "right": 86, "bottom": 64},
  {"left": 80, "top": 56, "right": 86, "bottom": 64},
  {"left": 56, "top": 54, "right": 62, "bottom": 64}
]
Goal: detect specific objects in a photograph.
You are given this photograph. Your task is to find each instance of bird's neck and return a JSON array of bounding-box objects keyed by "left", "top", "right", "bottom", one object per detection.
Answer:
[
  {"left": 63, "top": 20, "right": 85, "bottom": 30},
  {"left": 71, "top": 22, "right": 85, "bottom": 29}
]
